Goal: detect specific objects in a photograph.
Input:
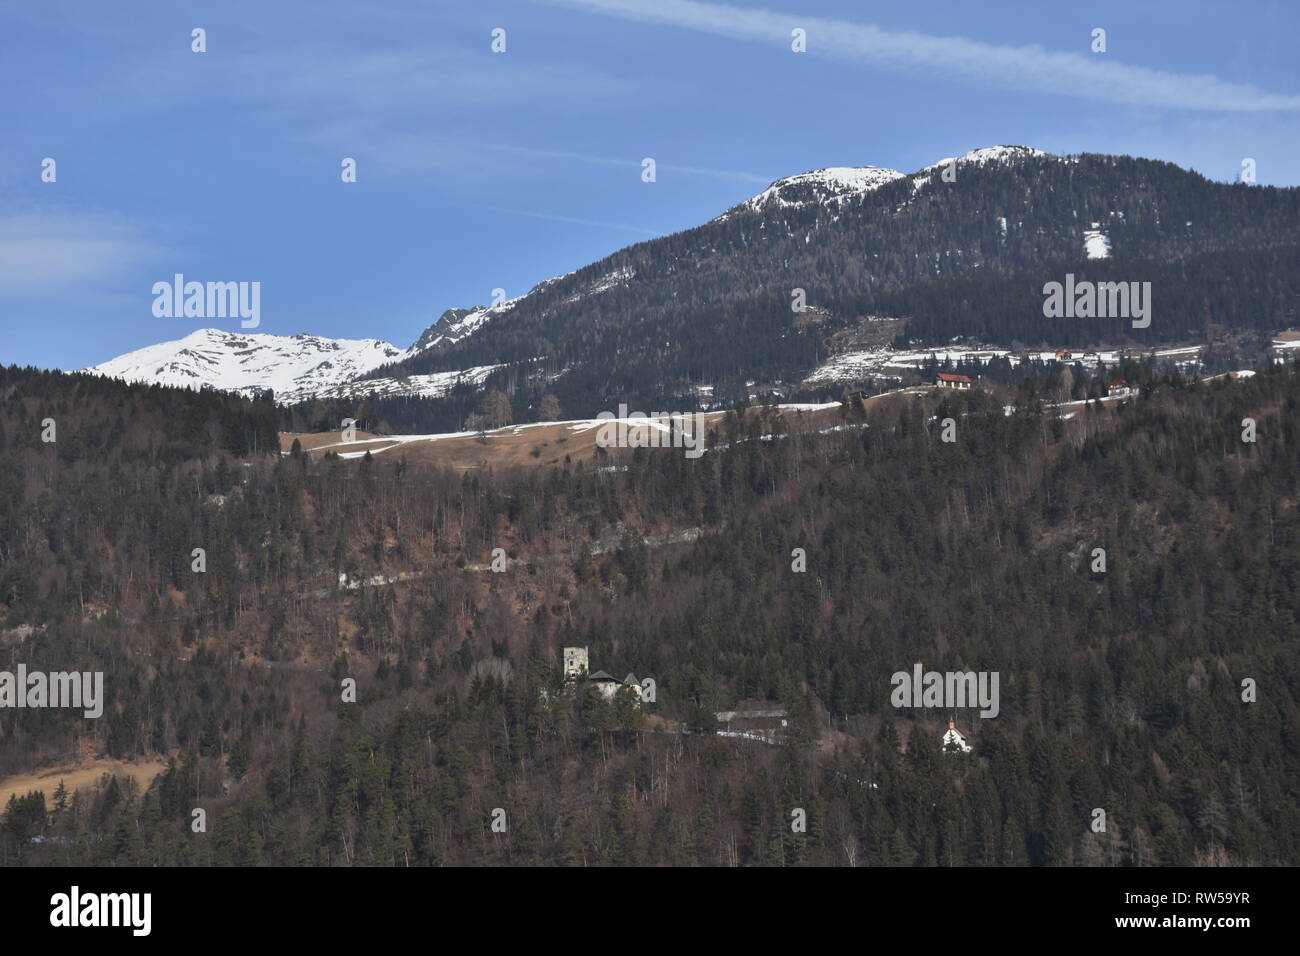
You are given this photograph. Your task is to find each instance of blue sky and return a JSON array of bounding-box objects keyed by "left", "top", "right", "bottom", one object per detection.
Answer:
[{"left": 3, "top": 0, "right": 1298, "bottom": 370}]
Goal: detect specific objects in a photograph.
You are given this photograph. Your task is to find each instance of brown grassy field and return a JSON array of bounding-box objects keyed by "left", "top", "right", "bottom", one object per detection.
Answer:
[
  {"left": 280, "top": 392, "right": 932, "bottom": 471},
  {"left": 0, "top": 757, "right": 167, "bottom": 806}
]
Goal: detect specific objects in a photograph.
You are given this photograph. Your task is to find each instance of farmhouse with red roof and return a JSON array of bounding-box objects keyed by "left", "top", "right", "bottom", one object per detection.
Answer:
[{"left": 935, "top": 372, "right": 973, "bottom": 390}]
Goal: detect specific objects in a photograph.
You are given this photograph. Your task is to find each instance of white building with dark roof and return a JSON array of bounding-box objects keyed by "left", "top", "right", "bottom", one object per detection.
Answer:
[
  {"left": 942, "top": 720, "right": 972, "bottom": 753},
  {"left": 588, "top": 670, "right": 642, "bottom": 705}
]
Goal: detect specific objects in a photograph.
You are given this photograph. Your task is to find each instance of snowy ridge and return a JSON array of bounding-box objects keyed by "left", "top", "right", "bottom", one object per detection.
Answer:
[
  {"left": 910, "top": 146, "right": 1051, "bottom": 195},
  {"left": 924, "top": 145, "right": 1049, "bottom": 170},
  {"left": 411, "top": 272, "right": 573, "bottom": 351},
  {"left": 563, "top": 266, "right": 635, "bottom": 304},
  {"left": 714, "top": 166, "right": 905, "bottom": 222},
  {"left": 85, "top": 328, "right": 425, "bottom": 404},
  {"left": 412, "top": 307, "right": 495, "bottom": 351},
  {"left": 411, "top": 262, "right": 637, "bottom": 353},
  {"left": 720, "top": 146, "right": 1051, "bottom": 221},
  {"left": 309, "top": 364, "right": 505, "bottom": 401}
]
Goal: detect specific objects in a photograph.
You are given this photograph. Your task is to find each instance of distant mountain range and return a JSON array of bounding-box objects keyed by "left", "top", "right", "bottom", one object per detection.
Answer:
[
  {"left": 85, "top": 329, "right": 415, "bottom": 405},
  {"left": 86, "top": 146, "right": 1300, "bottom": 411}
]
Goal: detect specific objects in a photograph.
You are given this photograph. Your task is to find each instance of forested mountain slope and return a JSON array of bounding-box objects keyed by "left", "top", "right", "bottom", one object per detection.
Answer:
[
  {"left": 371, "top": 149, "right": 1300, "bottom": 417},
  {"left": 2, "top": 363, "right": 1297, "bottom": 865}
]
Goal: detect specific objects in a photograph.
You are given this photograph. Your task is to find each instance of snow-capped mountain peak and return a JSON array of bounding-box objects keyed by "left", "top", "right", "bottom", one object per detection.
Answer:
[
  {"left": 85, "top": 328, "right": 421, "bottom": 404},
  {"left": 408, "top": 271, "right": 580, "bottom": 353},
  {"left": 716, "top": 165, "right": 906, "bottom": 222},
  {"left": 411, "top": 307, "right": 496, "bottom": 352},
  {"left": 925, "top": 145, "right": 1049, "bottom": 170},
  {"left": 716, "top": 148, "right": 1051, "bottom": 223},
  {"left": 909, "top": 145, "right": 1052, "bottom": 195}
]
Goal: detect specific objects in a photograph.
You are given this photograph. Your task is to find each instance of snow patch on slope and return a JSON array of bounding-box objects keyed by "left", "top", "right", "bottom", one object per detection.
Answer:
[
  {"left": 804, "top": 341, "right": 1204, "bottom": 385},
  {"left": 1083, "top": 223, "right": 1112, "bottom": 259}
]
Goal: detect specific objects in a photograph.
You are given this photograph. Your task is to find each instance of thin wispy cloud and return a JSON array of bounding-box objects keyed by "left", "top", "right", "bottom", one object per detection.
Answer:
[
  {"left": 477, "top": 205, "right": 662, "bottom": 236},
  {"left": 250, "top": 46, "right": 628, "bottom": 113},
  {"left": 287, "top": 132, "right": 774, "bottom": 185},
  {"left": 542, "top": 0, "right": 1300, "bottom": 112},
  {"left": 490, "top": 144, "right": 773, "bottom": 183},
  {"left": 0, "top": 209, "right": 171, "bottom": 296}
]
